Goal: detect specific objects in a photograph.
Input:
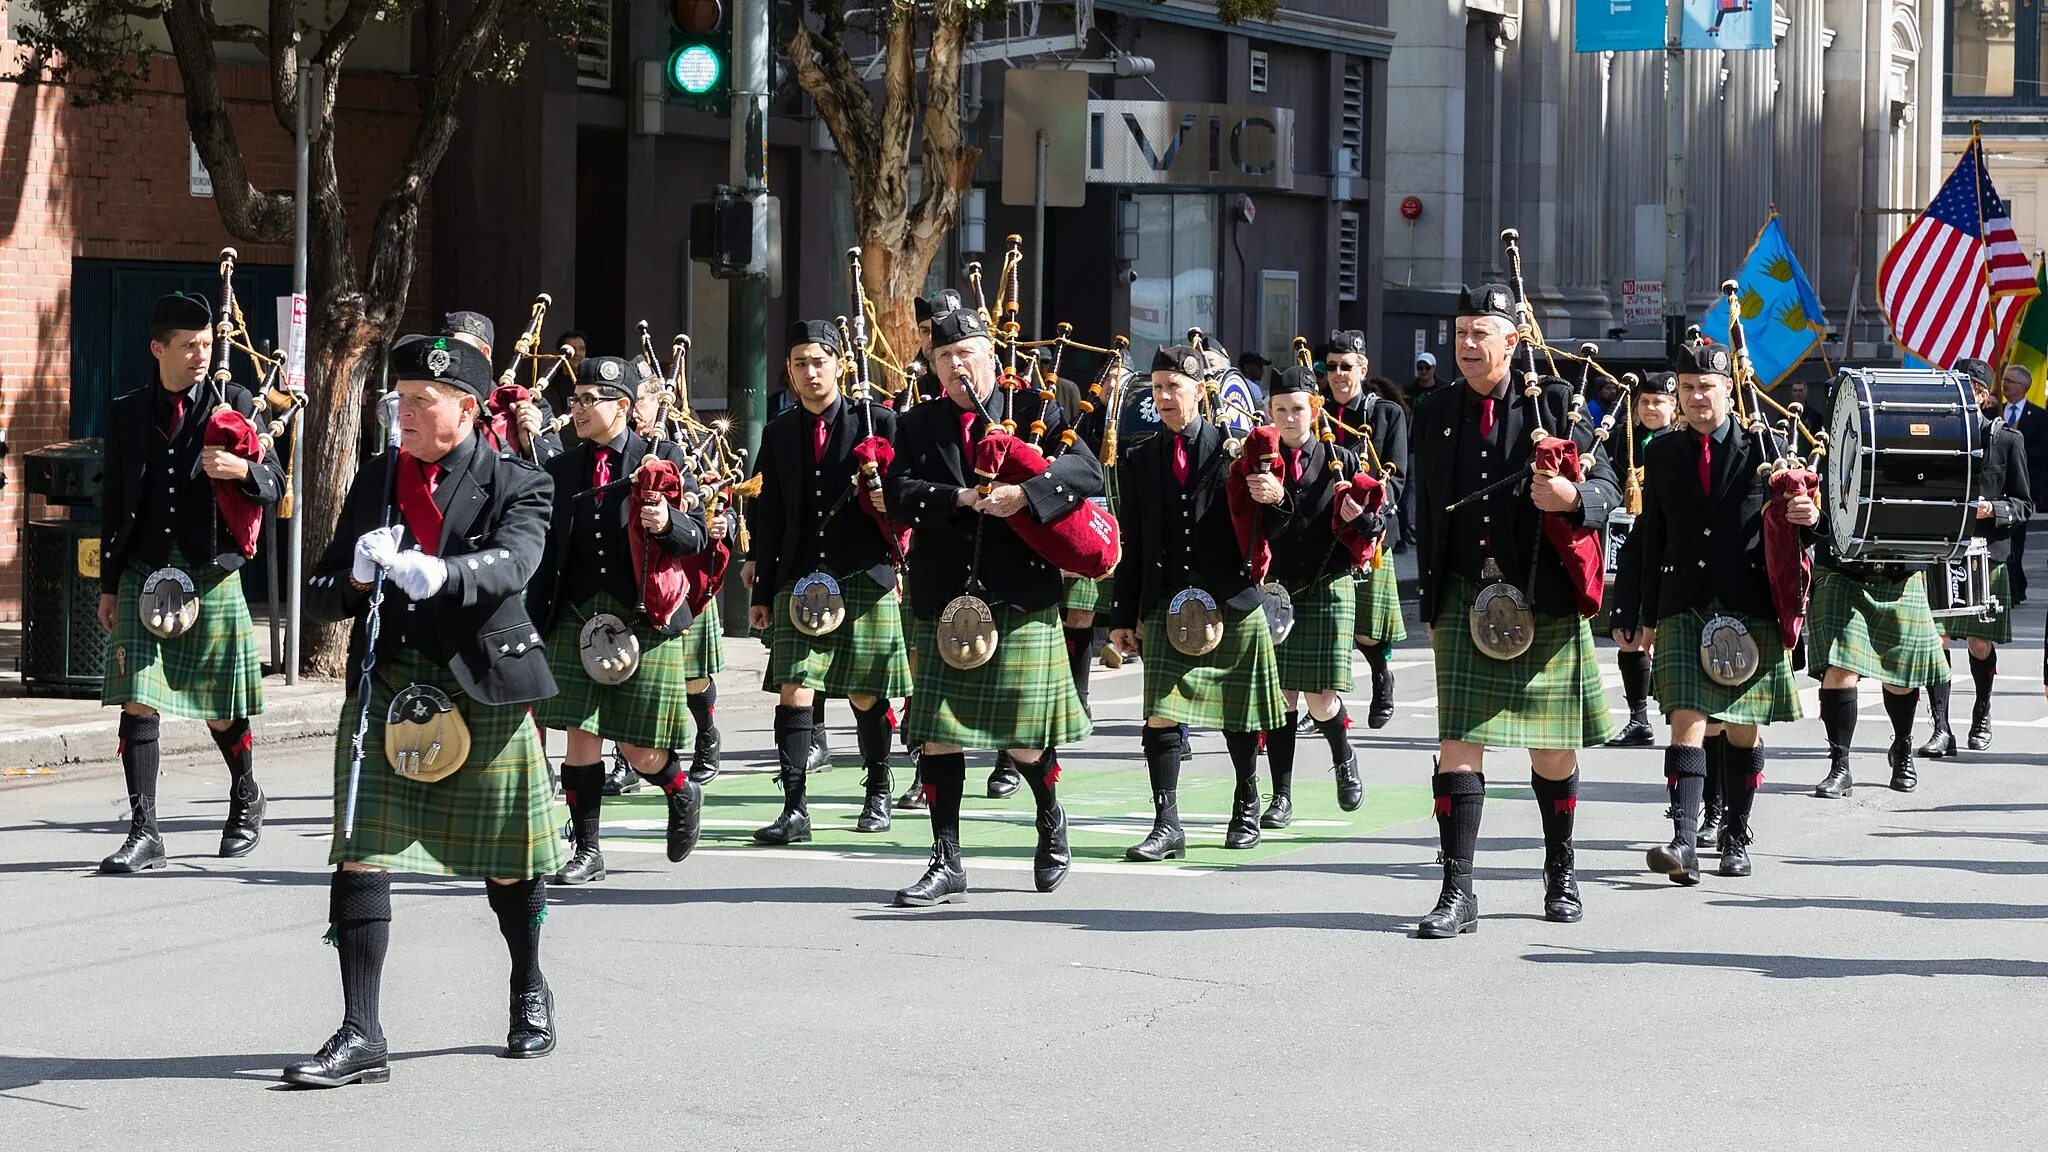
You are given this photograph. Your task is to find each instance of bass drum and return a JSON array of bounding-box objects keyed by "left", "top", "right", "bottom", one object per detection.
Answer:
[{"left": 1825, "top": 367, "right": 1977, "bottom": 562}]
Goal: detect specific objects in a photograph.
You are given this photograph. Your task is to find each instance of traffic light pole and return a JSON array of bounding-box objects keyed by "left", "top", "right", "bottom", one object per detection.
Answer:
[{"left": 723, "top": 0, "right": 770, "bottom": 636}]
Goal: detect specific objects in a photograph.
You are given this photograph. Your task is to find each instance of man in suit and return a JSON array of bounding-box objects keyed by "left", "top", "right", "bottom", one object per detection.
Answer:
[{"left": 1998, "top": 364, "right": 2047, "bottom": 603}]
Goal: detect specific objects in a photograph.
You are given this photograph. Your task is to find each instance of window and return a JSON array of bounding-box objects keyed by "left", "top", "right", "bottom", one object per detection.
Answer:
[
  {"left": 1946, "top": 1, "right": 2047, "bottom": 104},
  {"left": 577, "top": 0, "right": 614, "bottom": 90},
  {"left": 1249, "top": 49, "right": 1270, "bottom": 94},
  {"left": 1127, "top": 194, "right": 1217, "bottom": 354},
  {"left": 1340, "top": 59, "right": 1367, "bottom": 174}
]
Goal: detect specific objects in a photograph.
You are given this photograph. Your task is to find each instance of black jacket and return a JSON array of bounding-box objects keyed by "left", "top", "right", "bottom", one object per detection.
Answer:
[
  {"left": 746, "top": 396, "right": 899, "bottom": 606},
  {"left": 1109, "top": 418, "right": 1284, "bottom": 629},
  {"left": 886, "top": 387, "right": 1104, "bottom": 618},
  {"left": 1609, "top": 419, "right": 1777, "bottom": 629},
  {"left": 1324, "top": 389, "right": 1409, "bottom": 516},
  {"left": 1411, "top": 376, "right": 1620, "bottom": 625},
  {"left": 1266, "top": 438, "right": 1375, "bottom": 591},
  {"left": 307, "top": 431, "right": 557, "bottom": 707},
  {"left": 529, "top": 430, "right": 707, "bottom": 636},
  {"left": 1966, "top": 415, "right": 2034, "bottom": 564},
  {"left": 2008, "top": 400, "right": 2048, "bottom": 487},
  {"left": 100, "top": 380, "right": 286, "bottom": 594}
]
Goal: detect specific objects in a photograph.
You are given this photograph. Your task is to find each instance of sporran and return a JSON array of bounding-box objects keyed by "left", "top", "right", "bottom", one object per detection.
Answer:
[
  {"left": 1165, "top": 587, "right": 1224, "bottom": 657},
  {"left": 384, "top": 683, "right": 470, "bottom": 784},
  {"left": 139, "top": 567, "right": 201, "bottom": 640},
  {"left": 1698, "top": 614, "right": 1761, "bottom": 687},
  {"left": 578, "top": 612, "right": 642, "bottom": 685},
  {"left": 790, "top": 571, "right": 847, "bottom": 636},
  {"left": 1469, "top": 558, "right": 1535, "bottom": 660},
  {"left": 936, "top": 593, "right": 999, "bottom": 670}
]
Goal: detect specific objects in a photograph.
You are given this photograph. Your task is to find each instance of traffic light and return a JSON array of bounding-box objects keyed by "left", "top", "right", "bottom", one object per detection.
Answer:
[{"left": 667, "top": 0, "right": 731, "bottom": 116}]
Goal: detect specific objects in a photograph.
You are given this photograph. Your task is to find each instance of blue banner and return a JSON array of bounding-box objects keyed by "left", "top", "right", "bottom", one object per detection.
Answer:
[
  {"left": 1575, "top": 0, "right": 1666, "bottom": 53},
  {"left": 1697, "top": 215, "right": 1825, "bottom": 388},
  {"left": 1680, "top": 0, "right": 1773, "bottom": 50}
]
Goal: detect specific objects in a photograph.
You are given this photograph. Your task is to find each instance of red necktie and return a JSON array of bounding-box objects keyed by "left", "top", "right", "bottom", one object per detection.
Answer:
[
  {"left": 813, "top": 416, "right": 829, "bottom": 462},
  {"left": 395, "top": 453, "right": 445, "bottom": 557},
  {"left": 1697, "top": 434, "right": 1712, "bottom": 495},
  {"left": 1479, "top": 395, "right": 1496, "bottom": 439},
  {"left": 164, "top": 391, "right": 188, "bottom": 436},
  {"left": 1287, "top": 447, "right": 1303, "bottom": 482},
  {"left": 1172, "top": 434, "right": 1190, "bottom": 486},
  {"left": 593, "top": 446, "right": 614, "bottom": 490},
  {"left": 960, "top": 409, "right": 978, "bottom": 453}
]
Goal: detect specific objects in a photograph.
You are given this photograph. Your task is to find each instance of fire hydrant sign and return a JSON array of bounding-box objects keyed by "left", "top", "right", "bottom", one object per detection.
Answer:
[{"left": 1622, "top": 279, "right": 1665, "bottom": 326}]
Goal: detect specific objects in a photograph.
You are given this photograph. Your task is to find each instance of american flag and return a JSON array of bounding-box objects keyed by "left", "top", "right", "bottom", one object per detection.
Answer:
[{"left": 1878, "top": 138, "right": 2040, "bottom": 368}]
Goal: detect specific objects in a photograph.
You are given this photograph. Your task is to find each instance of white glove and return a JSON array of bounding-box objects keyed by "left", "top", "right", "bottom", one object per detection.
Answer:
[
  {"left": 352, "top": 526, "right": 402, "bottom": 583},
  {"left": 386, "top": 551, "right": 447, "bottom": 601}
]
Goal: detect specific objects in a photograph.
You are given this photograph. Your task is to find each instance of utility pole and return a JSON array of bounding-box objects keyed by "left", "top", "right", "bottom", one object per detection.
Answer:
[
  {"left": 723, "top": 0, "right": 770, "bottom": 636},
  {"left": 1663, "top": 0, "right": 1687, "bottom": 357}
]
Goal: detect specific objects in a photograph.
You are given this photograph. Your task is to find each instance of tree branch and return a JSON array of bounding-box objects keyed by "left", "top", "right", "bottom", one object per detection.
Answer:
[
  {"left": 910, "top": 0, "right": 978, "bottom": 236},
  {"left": 264, "top": 0, "right": 303, "bottom": 135},
  {"left": 161, "top": 0, "right": 294, "bottom": 242}
]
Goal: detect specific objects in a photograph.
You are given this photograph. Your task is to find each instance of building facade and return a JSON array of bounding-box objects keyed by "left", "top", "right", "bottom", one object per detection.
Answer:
[{"left": 1945, "top": 1, "right": 2048, "bottom": 265}]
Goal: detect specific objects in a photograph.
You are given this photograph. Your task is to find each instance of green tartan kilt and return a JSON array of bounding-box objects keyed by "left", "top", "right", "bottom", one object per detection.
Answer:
[
  {"left": 1352, "top": 564, "right": 1408, "bottom": 644},
  {"left": 1938, "top": 563, "right": 2012, "bottom": 643},
  {"left": 329, "top": 649, "right": 563, "bottom": 879},
  {"left": 1651, "top": 605, "right": 1803, "bottom": 726},
  {"left": 903, "top": 604, "right": 1092, "bottom": 749},
  {"left": 1062, "top": 574, "right": 1109, "bottom": 616},
  {"left": 1806, "top": 567, "right": 1950, "bottom": 687},
  {"left": 534, "top": 592, "right": 695, "bottom": 749},
  {"left": 1432, "top": 575, "right": 1615, "bottom": 749},
  {"left": 762, "top": 575, "right": 913, "bottom": 698},
  {"left": 102, "top": 552, "right": 265, "bottom": 721},
  {"left": 1275, "top": 573, "right": 1356, "bottom": 694},
  {"left": 675, "top": 595, "right": 728, "bottom": 679},
  {"left": 1139, "top": 601, "right": 1286, "bottom": 732}
]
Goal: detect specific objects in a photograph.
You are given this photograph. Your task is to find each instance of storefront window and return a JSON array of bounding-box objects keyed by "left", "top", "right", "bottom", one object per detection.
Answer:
[
  {"left": 1947, "top": 1, "right": 2046, "bottom": 103},
  {"left": 1128, "top": 194, "right": 1218, "bottom": 354}
]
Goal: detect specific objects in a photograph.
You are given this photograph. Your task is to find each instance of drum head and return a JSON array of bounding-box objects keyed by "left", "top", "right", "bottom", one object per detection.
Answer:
[
  {"left": 790, "top": 572, "right": 846, "bottom": 636},
  {"left": 1468, "top": 581, "right": 1535, "bottom": 660},
  {"left": 1699, "top": 614, "right": 1761, "bottom": 687},
  {"left": 578, "top": 612, "right": 642, "bottom": 685},
  {"left": 384, "top": 684, "right": 469, "bottom": 783},
  {"left": 937, "top": 594, "right": 999, "bottom": 670},
  {"left": 139, "top": 568, "right": 201, "bottom": 640},
  {"left": 1826, "top": 371, "right": 1867, "bottom": 557},
  {"left": 1166, "top": 588, "right": 1224, "bottom": 657},
  {"left": 1257, "top": 581, "right": 1294, "bottom": 646}
]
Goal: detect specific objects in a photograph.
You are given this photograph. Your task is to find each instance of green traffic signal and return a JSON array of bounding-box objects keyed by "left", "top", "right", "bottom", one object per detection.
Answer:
[{"left": 668, "top": 43, "right": 722, "bottom": 96}]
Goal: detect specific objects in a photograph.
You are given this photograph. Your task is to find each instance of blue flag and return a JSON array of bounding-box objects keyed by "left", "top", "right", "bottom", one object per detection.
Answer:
[
  {"left": 1681, "top": 0, "right": 1773, "bottom": 51},
  {"left": 1697, "top": 214, "right": 1826, "bottom": 387}
]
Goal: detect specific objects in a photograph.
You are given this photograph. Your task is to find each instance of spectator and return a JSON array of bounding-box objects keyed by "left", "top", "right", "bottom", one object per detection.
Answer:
[
  {"left": 1237, "top": 351, "right": 1272, "bottom": 380},
  {"left": 2002, "top": 363, "right": 2048, "bottom": 603},
  {"left": 1406, "top": 352, "right": 1442, "bottom": 403}
]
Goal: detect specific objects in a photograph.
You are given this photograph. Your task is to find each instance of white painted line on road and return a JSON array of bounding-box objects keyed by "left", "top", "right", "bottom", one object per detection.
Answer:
[{"left": 595, "top": 840, "right": 1223, "bottom": 876}]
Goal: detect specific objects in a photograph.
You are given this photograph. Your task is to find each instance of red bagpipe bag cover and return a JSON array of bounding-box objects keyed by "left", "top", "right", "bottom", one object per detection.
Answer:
[
  {"left": 204, "top": 408, "right": 264, "bottom": 557},
  {"left": 628, "top": 458, "right": 696, "bottom": 627},
  {"left": 1530, "top": 436, "right": 1604, "bottom": 618},
  {"left": 851, "top": 437, "right": 912, "bottom": 561},
  {"left": 1764, "top": 466, "right": 1819, "bottom": 648},
  {"left": 1224, "top": 425, "right": 1284, "bottom": 585},
  {"left": 969, "top": 429, "right": 1121, "bottom": 579},
  {"left": 484, "top": 384, "right": 531, "bottom": 454},
  {"left": 1332, "top": 468, "right": 1386, "bottom": 568}
]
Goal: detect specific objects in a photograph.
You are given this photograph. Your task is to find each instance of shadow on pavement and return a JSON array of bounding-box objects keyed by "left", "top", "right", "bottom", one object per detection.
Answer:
[
  {"left": 0, "top": 1045, "right": 498, "bottom": 1089},
  {"left": 1519, "top": 946, "right": 2048, "bottom": 980},
  {"left": 853, "top": 905, "right": 1419, "bottom": 935},
  {"left": 1702, "top": 894, "right": 2048, "bottom": 921}
]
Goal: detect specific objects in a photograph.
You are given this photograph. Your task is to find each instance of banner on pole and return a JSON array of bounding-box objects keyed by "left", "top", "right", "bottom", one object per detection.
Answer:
[
  {"left": 275, "top": 294, "right": 308, "bottom": 393},
  {"left": 1680, "top": 0, "right": 1774, "bottom": 51},
  {"left": 1575, "top": 0, "right": 1666, "bottom": 53}
]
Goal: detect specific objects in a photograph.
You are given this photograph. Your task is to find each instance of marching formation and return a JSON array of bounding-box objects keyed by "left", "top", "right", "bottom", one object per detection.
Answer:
[{"left": 91, "top": 235, "right": 2028, "bottom": 1088}]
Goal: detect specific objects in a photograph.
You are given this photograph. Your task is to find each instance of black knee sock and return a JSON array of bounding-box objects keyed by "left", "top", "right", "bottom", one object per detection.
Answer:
[
  {"left": 1312, "top": 703, "right": 1354, "bottom": 764},
  {"left": 1359, "top": 640, "right": 1390, "bottom": 675},
  {"left": 330, "top": 870, "right": 391, "bottom": 1044},
  {"left": 1617, "top": 649, "right": 1650, "bottom": 715},
  {"left": 773, "top": 702, "right": 814, "bottom": 790},
  {"left": 1926, "top": 679, "right": 1952, "bottom": 730},
  {"left": 1267, "top": 712, "right": 1298, "bottom": 798},
  {"left": 486, "top": 878, "right": 547, "bottom": 996},
  {"left": 1664, "top": 745, "right": 1707, "bottom": 845},
  {"left": 1971, "top": 651, "right": 1996, "bottom": 709},
  {"left": 1530, "top": 769, "right": 1579, "bottom": 852},
  {"left": 1724, "top": 741, "right": 1763, "bottom": 822},
  {"left": 1432, "top": 771, "right": 1485, "bottom": 865},
  {"left": 853, "top": 701, "right": 894, "bottom": 779},
  {"left": 560, "top": 761, "right": 605, "bottom": 845},
  {"left": 1223, "top": 730, "right": 1261, "bottom": 800},
  {"left": 117, "top": 712, "right": 161, "bottom": 831},
  {"left": 1142, "top": 726, "right": 1183, "bottom": 795},
  {"left": 634, "top": 750, "right": 688, "bottom": 793},
  {"left": 1882, "top": 688, "right": 1920, "bottom": 743},
  {"left": 211, "top": 717, "right": 254, "bottom": 787},
  {"left": 1020, "top": 751, "right": 1060, "bottom": 810},
  {"left": 811, "top": 696, "right": 829, "bottom": 747},
  {"left": 1818, "top": 686, "right": 1858, "bottom": 755},
  {"left": 921, "top": 751, "right": 966, "bottom": 845},
  {"left": 687, "top": 682, "right": 718, "bottom": 735},
  {"left": 1065, "top": 627, "right": 1093, "bottom": 703},
  {"left": 1703, "top": 732, "right": 1725, "bottom": 812}
]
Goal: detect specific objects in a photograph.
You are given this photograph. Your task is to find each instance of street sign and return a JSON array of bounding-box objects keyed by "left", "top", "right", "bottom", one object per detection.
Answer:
[
  {"left": 1622, "top": 279, "right": 1665, "bottom": 326},
  {"left": 1002, "top": 69, "right": 1089, "bottom": 208}
]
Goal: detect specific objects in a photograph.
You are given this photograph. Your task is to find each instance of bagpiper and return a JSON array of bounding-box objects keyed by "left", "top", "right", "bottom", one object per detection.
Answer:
[
  {"left": 442, "top": 309, "right": 565, "bottom": 465},
  {"left": 96, "top": 291, "right": 285, "bottom": 873},
  {"left": 1107, "top": 344, "right": 1289, "bottom": 861},
  {"left": 744, "top": 320, "right": 913, "bottom": 844},
  {"left": 1321, "top": 329, "right": 1409, "bottom": 727},
  {"left": 883, "top": 306, "right": 1099, "bottom": 903},
  {"left": 1409, "top": 283, "right": 1620, "bottom": 937},
  {"left": 1611, "top": 341, "right": 1817, "bottom": 884},
  {"left": 291, "top": 335, "right": 564, "bottom": 1086},
  {"left": 1919, "top": 358, "right": 2033, "bottom": 758},
  {"left": 1259, "top": 364, "right": 1376, "bottom": 828},
  {"left": 529, "top": 356, "right": 712, "bottom": 885},
  {"left": 1606, "top": 371, "right": 1679, "bottom": 750}
]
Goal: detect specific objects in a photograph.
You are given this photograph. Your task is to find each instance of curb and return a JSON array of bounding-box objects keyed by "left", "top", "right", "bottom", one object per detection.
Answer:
[{"left": 0, "top": 691, "right": 346, "bottom": 786}]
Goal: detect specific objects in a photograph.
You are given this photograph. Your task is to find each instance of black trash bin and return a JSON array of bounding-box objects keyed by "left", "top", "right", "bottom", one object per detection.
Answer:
[{"left": 21, "top": 439, "right": 106, "bottom": 694}]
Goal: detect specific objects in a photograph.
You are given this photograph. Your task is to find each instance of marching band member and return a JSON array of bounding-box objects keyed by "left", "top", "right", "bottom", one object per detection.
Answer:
[
  {"left": 1409, "top": 285, "right": 1620, "bottom": 937},
  {"left": 1260, "top": 365, "right": 1373, "bottom": 828},
  {"left": 1920, "top": 358, "right": 2032, "bottom": 757},
  {"left": 530, "top": 357, "right": 711, "bottom": 885},
  {"left": 745, "top": 321, "right": 912, "bottom": 844},
  {"left": 1606, "top": 372, "right": 1679, "bottom": 750},
  {"left": 1614, "top": 343, "right": 1815, "bottom": 885},
  {"left": 441, "top": 310, "right": 564, "bottom": 464},
  {"left": 1108, "top": 345, "right": 1288, "bottom": 861},
  {"left": 884, "top": 307, "right": 1099, "bottom": 902},
  {"left": 1321, "top": 330, "right": 1408, "bottom": 728},
  {"left": 292, "top": 335, "right": 563, "bottom": 1086},
  {"left": 96, "top": 291, "right": 285, "bottom": 873}
]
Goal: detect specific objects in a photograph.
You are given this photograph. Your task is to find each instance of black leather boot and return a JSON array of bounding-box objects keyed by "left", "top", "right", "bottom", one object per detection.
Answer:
[
  {"left": 1919, "top": 726, "right": 1956, "bottom": 757},
  {"left": 666, "top": 778, "right": 704, "bottom": 862},
  {"left": 1606, "top": 716, "right": 1656, "bottom": 747},
  {"left": 504, "top": 981, "right": 556, "bottom": 1058},
  {"left": 1033, "top": 804, "right": 1071, "bottom": 893},
  {"left": 1696, "top": 800, "right": 1723, "bottom": 855},
  {"left": 1968, "top": 698, "right": 1993, "bottom": 751},
  {"left": 1417, "top": 859, "right": 1478, "bottom": 938},
  {"left": 896, "top": 761, "right": 928, "bottom": 811},
  {"left": 1888, "top": 739, "right": 1917, "bottom": 793},
  {"left": 282, "top": 1026, "right": 390, "bottom": 1087},
  {"left": 987, "top": 750, "right": 1023, "bottom": 799},
  {"left": 894, "top": 839, "right": 968, "bottom": 906},
  {"left": 807, "top": 722, "right": 833, "bottom": 774},
  {"left": 1333, "top": 750, "right": 1363, "bottom": 813},
  {"left": 554, "top": 822, "right": 606, "bottom": 885},
  {"left": 1125, "top": 792, "right": 1186, "bottom": 861},
  {"left": 1260, "top": 793, "right": 1294, "bottom": 829},
  {"left": 856, "top": 763, "right": 893, "bottom": 833},
  {"left": 219, "top": 776, "right": 266, "bottom": 858},
  {"left": 754, "top": 770, "right": 812, "bottom": 845},
  {"left": 601, "top": 756, "right": 641, "bottom": 795},
  {"left": 99, "top": 825, "right": 165, "bottom": 874},
  {"left": 1543, "top": 846, "right": 1585, "bottom": 922},
  {"left": 1646, "top": 836, "right": 1701, "bottom": 886},
  {"left": 1368, "top": 662, "right": 1396, "bottom": 729},
  {"left": 1813, "top": 750, "right": 1853, "bottom": 798},
  {"left": 1224, "top": 783, "right": 1261, "bottom": 850},
  {"left": 689, "top": 723, "right": 722, "bottom": 785},
  {"left": 1717, "top": 815, "right": 1753, "bottom": 877}
]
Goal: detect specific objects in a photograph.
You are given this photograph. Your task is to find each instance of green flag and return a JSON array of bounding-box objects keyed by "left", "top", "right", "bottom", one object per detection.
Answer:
[{"left": 2010, "top": 255, "right": 2048, "bottom": 405}]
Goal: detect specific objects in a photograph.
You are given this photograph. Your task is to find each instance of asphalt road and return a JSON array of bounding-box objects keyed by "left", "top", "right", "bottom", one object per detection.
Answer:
[{"left": 5, "top": 629, "right": 2048, "bottom": 1150}]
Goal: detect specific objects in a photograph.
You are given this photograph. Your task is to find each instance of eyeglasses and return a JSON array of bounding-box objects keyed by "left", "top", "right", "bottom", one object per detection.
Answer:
[{"left": 567, "top": 393, "right": 622, "bottom": 409}]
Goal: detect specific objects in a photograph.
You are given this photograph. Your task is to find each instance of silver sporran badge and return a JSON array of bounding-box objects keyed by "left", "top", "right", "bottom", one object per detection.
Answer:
[
  {"left": 139, "top": 567, "right": 200, "bottom": 640},
  {"left": 1468, "top": 558, "right": 1534, "bottom": 661},
  {"left": 578, "top": 612, "right": 642, "bottom": 685},
  {"left": 1257, "top": 581, "right": 1294, "bottom": 646},
  {"left": 1165, "top": 587, "right": 1224, "bottom": 657},
  {"left": 937, "top": 594, "right": 998, "bottom": 670},
  {"left": 1699, "top": 614, "right": 1761, "bottom": 688},
  {"left": 790, "top": 572, "right": 846, "bottom": 636}
]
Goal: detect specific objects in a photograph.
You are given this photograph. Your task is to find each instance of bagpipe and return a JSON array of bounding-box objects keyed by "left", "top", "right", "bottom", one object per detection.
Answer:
[
  {"left": 488, "top": 292, "right": 580, "bottom": 459},
  {"left": 837, "top": 247, "right": 910, "bottom": 573},
  {"left": 1291, "top": 336, "right": 1386, "bottom": 571},
  {"left": 204, "top": 247, "right": 303, "bottom": 559},
  {"left": 636, "top": 322, "right": 755, "bottom": 619}
]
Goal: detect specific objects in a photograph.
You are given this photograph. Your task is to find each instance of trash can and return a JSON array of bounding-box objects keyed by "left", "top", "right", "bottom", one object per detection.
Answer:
[{"left": 21, "top": 439, "right": 106, "bottom": 694}]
